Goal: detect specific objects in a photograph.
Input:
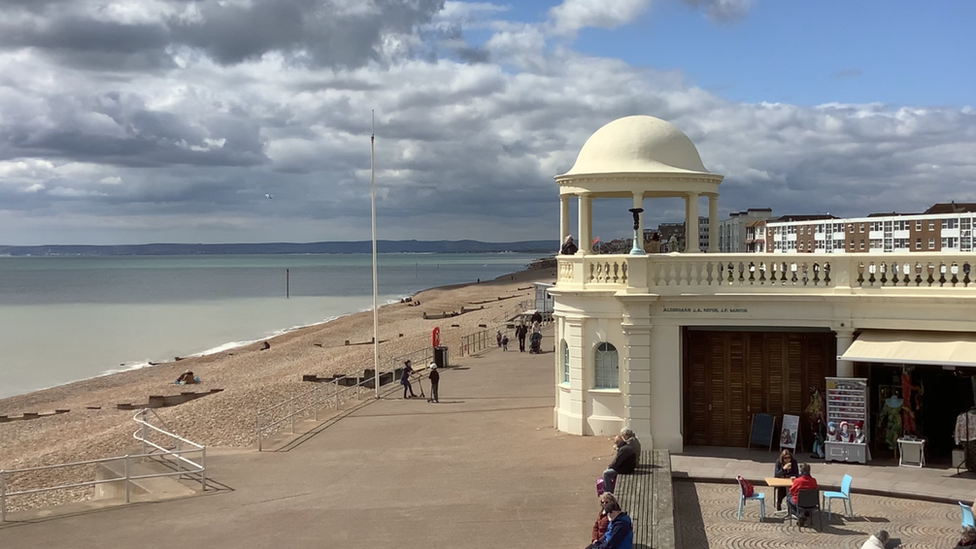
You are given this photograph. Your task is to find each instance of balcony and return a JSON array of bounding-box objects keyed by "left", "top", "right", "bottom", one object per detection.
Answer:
[{"left": 556, "top": 252, "right": 976, "bottom": 296}]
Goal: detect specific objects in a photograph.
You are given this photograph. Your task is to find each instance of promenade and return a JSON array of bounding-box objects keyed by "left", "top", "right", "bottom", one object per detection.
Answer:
[
  {"left": 0, "top": 333, "right": 611, "bottom": 549},
  {"left": 2, "top": 330, "right": 974, "bottom": 549}
]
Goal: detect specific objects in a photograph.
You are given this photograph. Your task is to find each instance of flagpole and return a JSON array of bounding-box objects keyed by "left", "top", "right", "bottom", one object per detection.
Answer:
[{"left": 370, "top": 111, "right": 380, "bottom": 399}]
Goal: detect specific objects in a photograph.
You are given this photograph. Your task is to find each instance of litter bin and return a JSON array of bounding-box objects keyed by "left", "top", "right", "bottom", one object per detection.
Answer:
[{"left": 434, "top": 346, "right": 449, "bottom": 368}]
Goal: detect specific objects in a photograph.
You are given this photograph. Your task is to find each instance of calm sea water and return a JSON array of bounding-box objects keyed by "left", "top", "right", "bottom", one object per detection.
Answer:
[{"left": 0, "top": 253, "right": 540, "bottom": 399}]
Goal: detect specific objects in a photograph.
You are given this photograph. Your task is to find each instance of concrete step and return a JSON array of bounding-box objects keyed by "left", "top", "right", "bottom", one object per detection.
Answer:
[{"left": 94, "top": 456, "right": 200, "bottom": 502}]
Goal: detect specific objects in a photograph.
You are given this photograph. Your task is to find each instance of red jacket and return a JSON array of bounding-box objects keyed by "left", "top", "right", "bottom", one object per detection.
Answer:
[
  {"left": 591, "top": 511, "right": 609, "bottom": 542},
  {"left": 789, "top": 474, "right": 818, "bottom": 500}
]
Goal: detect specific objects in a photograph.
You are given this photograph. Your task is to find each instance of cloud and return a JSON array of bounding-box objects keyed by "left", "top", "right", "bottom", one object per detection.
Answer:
[
  {"left": 0, "top": 0, "right": 972, "bottom": 246},
  {"left": 0, "top": 0, "right": 447, "bottom": 70},
  {"left": 548, "top": 0, "right": 652, "bottom": 36},
  {"left": 681, "top": 0, "right": 754, "bottom": 22}
]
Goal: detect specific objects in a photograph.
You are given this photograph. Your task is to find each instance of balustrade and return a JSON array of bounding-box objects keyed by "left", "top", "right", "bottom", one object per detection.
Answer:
[{"left": 555, "top": 253, "right": 976, "bottom": 294}]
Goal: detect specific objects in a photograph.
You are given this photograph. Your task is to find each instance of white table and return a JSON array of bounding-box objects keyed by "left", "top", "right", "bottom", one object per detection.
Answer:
[{"left": 897, "top": 438, "right": 926, "bottom": 468}]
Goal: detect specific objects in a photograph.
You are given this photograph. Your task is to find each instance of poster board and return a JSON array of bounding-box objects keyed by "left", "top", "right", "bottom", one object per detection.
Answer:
[
  {"left": 749, "top": 413, "right": 776, "bottom": 451},
  {"left": 780, "top": 414, "right": 800, "bottom": 450}
]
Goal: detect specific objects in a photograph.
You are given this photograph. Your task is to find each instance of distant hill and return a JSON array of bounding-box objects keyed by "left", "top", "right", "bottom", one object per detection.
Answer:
[{"left": 0, "top": 240, "right": 558, "bottom": 257}]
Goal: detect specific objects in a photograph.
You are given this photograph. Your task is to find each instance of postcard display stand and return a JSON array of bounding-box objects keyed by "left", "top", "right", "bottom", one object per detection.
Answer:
[{"left": 824, "top": 377, "right": 870, "bottom": 464}]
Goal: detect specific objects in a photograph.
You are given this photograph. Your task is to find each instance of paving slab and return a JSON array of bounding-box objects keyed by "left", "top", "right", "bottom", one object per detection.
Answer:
[
  {"left": 672, "top": 446, "right": 976, "bottom": 505},
  {"left": 675, "top": 481, "right": 964, "bottom": 549}
]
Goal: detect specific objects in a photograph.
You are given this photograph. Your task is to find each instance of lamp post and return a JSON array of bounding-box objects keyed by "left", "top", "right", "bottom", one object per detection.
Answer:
[{"left": 628, "top": 208, "right": 645, "bottom": 256}]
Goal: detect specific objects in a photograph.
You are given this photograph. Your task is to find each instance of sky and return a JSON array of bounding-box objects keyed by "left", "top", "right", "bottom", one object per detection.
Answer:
[{"left": 0, "top": 0, "right": 973, "bottom": 246}]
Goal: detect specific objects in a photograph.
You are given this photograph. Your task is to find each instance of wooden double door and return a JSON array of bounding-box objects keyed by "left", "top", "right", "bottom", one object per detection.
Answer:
[{"left": 683, "top": 329, "right": 836, "bottom": 447}]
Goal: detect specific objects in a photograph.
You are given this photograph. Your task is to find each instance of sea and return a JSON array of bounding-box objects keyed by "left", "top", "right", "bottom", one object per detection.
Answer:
[{"left": 0, "top": 253, "right": 542, "bottom": 399}]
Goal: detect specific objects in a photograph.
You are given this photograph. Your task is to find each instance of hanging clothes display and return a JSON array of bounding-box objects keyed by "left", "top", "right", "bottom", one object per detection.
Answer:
[
  {"left": 956, "top": 409, "right": 976, "bottom": 472},
  {"left": 879, "top": 395, "right": 912, "bottom": 451}
]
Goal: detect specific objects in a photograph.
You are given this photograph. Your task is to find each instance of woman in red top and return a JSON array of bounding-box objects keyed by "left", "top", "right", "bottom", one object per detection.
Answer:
[
  {"left": 787, "top": 463, "right": 818, "bottom": 526},
  {"left": 590, "top": 493, "right": 617, "bottom": 546}
]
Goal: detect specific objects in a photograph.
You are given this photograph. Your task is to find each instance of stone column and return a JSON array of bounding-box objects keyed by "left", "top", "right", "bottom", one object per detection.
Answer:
[
  {"left": 621, "top": 302, "right": 652, "bottom": 445},
  {"left": 685, "top": 192, "right": 700, "bottom": 253},
  {"left": 708, "top": 194, "right": 719, "bottom": 253},
  {"left": 835, "top": 328, "right": 855, "bottom": 377},
  {"left": 578, "top": 194, "right": 592, "bottom": 254},
  {"left": 560, "top": 195, "right": 570, "bottom": 248},
  {"left": 565, "top": 317, "right": 587, "bottom": 435}
]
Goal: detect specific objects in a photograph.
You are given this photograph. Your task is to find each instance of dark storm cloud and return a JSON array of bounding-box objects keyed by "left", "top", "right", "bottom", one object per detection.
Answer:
[
  {"left": 0, "top": 92, "right": 267, "bottom": 167},
  {"left": 0, "top": 0, "right": 446, "bottom": 69}
]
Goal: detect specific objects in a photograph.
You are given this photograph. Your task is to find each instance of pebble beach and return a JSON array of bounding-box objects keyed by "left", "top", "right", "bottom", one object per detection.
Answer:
[{"left": 0, "top": 262, "right": 556, "bottom": 512}]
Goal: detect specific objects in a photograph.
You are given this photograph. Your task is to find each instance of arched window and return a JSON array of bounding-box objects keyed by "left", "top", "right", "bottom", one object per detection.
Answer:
[
  {"left": 561, "top": 340, "right": 570, "bottom": 383},
  {"left": 594, "top": 342, "right": 618, "bottom": 389}
]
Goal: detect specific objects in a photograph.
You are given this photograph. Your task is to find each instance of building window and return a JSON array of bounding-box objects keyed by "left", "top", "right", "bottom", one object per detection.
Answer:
[
  {"left": 928, "top": 221, "right": 935, "bottom": 230},
  {"left": 594, "top": 342, "right": 618, "bottom": 389},
  {"left": 859, "top": 241, "right": 865, "bottom": 250},
  {"left": 928, "top": 238, "right": 935, "bottom": 249},
  {"left": 915, "top": 239, "right": 922, "bottom": 250},
  {"left": 916, "top": 220, "right": 922, "bottom": 230},
  {"left": 859, "top": 224, "right": 865, "bottom": 233},
  {"left": 560, "top": 340, "right": 570, "bottom": 383}
]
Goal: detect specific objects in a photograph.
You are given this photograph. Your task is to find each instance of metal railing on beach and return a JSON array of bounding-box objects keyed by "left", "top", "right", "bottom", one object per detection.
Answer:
[
  {"left": 0, "top": 409, "right": 206, "bottom": 522},
  {"left": 254, "top": 298, "right": 541, "bottom": 448},
  {"left": 254, "top": 347, "right": 435, "bottom": 451}
]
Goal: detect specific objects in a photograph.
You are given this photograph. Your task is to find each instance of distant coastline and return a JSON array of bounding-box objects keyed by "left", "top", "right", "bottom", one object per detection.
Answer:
[{"left": 0, "top": 239, "right": 558, "bottom": 257}]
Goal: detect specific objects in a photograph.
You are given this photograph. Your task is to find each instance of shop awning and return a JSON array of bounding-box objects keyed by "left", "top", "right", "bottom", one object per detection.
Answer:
[{"left": 839, "top": 330, "right": 976, "bottom": 367}]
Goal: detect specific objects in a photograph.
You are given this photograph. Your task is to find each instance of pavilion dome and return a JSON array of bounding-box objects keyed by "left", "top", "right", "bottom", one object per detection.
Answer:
[{"left": 562, "top": 115, "right": 715, "bottom": 177}]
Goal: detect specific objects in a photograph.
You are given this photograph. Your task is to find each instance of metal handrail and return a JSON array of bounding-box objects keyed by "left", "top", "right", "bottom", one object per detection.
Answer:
[
  {"left": 0, "top": 410, "right": 206, "bottom": 522},
  {"left": 133, "top": 409, "right": 206, "bottom": 481},
  {"left": 254, "top": 347, "right": 436, "bottom": 451}
]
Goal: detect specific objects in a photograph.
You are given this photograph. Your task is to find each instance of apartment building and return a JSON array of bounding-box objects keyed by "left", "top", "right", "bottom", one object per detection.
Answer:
[
  {"left": 645, "top": 216, "right": 710, "bottom": 252},
  {"left": 767, "top": 203, "right": 976, "bottom": 253},
  {"left": 717, "top": 208, "right": 774, "bottom": 253}
]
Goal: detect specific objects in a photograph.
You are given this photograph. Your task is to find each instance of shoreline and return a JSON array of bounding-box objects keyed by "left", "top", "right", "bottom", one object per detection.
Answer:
[
  {"left": 3, "top": 255, "right": 552, "bottom": 401},
  {"left": 0, "top": 262, "right": 555, "bottom": 510}
]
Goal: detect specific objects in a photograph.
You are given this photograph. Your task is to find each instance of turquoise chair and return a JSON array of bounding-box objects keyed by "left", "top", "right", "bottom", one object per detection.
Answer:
[
  {"left": 961, "top": 502, "right": 975, "bottom": 528},
  {"left": 736, "top": 476, "right": 765, "bottom": 522},
  {"left": 822, "top": 474, "right": 853, "bottom": 520}
]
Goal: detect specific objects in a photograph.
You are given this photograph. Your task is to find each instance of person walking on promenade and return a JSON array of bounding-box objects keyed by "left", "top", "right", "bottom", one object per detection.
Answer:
[
  {"left": 773, "top": 449, "right": 798, "bottom": 512},
  {"left": 400, "top": 360, "right": 417, "bottom": 399},
  {"left": 427, "top": 362, "right": 440, "bottom": 403},
  {"left": 501, "top": 333, "right": 509, "bottom": 351},
  {"left": 516, "top": 324, "right": 528, "bottom": 352},
  {"left": 496, "top": 329, "right": 502, "bottom": 348}
]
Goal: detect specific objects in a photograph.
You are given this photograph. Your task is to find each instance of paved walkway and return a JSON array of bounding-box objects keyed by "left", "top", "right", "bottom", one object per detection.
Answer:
[
  {"left": 0, "top": 333, "right": 612, "bottom": 549},
  {"left": 3, "top": 329, "right": 975, "bottom": 549},
  {"left": 672, "top": 447, "right": 976, "bottom": 504},
  {"left": 675, "top": 481, "right": 963, "bottom": 549}
]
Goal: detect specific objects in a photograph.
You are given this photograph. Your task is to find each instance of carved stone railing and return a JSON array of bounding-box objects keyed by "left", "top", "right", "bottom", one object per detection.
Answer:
[{"left": 556, "top": 253, "right": 976, "bottom": 295}]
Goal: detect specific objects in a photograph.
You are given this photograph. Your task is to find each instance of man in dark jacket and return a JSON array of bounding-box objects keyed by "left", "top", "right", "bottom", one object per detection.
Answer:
[
  {"left": 427, "top": 363, "right": 440, "bottom": 403},
  {"left": 400, "top": 360, "right": 417, "bottom": 399},
  {"left": 602, "top": 428, "right": 640, "bottom": 494},
  {"left": 587, "top": 498, "right": 633, "bottom": 549}
]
